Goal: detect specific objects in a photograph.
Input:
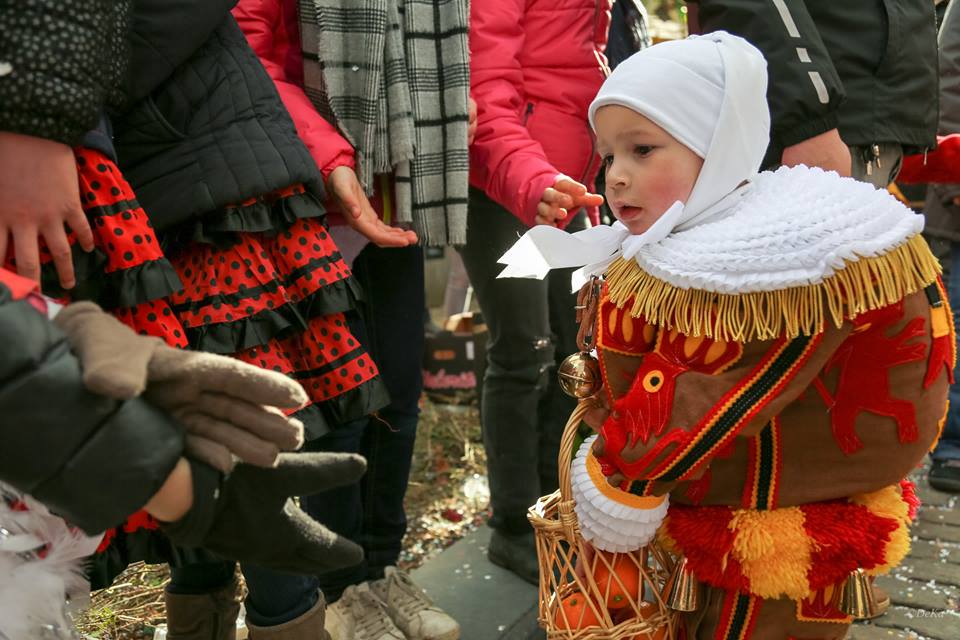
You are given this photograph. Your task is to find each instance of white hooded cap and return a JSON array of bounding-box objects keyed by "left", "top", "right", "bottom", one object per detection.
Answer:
[
  {"left": 497, "top": 32, "right": 773, "bottom": 285},
  {"left": 588, "top": 31, "right": 770, "bottom": 237}
]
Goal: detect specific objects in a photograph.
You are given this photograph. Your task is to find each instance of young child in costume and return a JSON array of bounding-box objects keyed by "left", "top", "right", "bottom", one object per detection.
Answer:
[{"left": 500, "top": 33, "right": 952, "bottom": 639}]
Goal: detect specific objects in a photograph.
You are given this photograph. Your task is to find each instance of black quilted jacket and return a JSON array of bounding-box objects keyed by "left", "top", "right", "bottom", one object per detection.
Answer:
[{"left": 112, "top": 4, "right": 324, "bottom": 230}]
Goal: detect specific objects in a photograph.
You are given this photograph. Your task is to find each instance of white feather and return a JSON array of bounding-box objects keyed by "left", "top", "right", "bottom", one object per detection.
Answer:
[{"left": 0, "top": 483, "right": 103, "bottom": 639}]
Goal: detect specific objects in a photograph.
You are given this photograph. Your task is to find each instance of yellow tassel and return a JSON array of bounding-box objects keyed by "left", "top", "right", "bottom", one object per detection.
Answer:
[
  {"left": 850, "top": 485, "right": 912, "bottom": 575},
  {"left": 729, "top": 508, "right": 812, "bottom": 600},
  {"left": 850, "top": 485, "right": 909, "bottom": 524},
  {"left": 867, "top": 523, "right": 911, "bottom": 576},
  {"left": 605, "top": 234, "right": 941, "bottom": 343}
]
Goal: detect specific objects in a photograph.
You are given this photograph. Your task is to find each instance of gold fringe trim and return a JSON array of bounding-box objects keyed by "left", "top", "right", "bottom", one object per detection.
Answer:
[{"left": 605, "top": 234, "right": 941, "bottom": 342}]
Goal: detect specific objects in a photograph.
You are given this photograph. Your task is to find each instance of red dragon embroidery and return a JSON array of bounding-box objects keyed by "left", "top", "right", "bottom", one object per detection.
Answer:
[
  {"left": 598, "top": 328, "right": 742, "bottom": 478},
  {"left": 813, "top": 301, "right": 926, "bottom": 454}
]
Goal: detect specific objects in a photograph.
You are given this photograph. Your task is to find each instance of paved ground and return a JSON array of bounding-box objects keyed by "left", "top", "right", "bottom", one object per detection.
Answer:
[
  {"left": 415, "top": 467, "right": 960, "bottom": 640},
  {"left": 848, "top": 470, "right": 960, "bottom": 640}
]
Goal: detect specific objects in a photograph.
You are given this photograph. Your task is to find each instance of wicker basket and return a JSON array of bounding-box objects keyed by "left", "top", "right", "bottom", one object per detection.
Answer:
[{"left": 528, "top": 401, "right": 679, "bottom": 639}]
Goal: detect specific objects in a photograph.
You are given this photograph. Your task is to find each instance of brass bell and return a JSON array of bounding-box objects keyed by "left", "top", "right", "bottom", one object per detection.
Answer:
[
  {"left": 839, "top": 568, "right": 879, "bottom": 618},
  {"left": 664, "top": 556, "right": 699, "bottom": 612},
  {"left": 558, "top": 352, "right": 603, "bottom": 398}
]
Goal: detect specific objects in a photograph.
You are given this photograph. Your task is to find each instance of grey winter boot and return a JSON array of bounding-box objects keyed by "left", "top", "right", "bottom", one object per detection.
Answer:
[
  {"left": 247, "top": 596, "right": 330, "bottom": 640},
  {"left": 164, "top": 578, "right": 241, "bottom": 640}
]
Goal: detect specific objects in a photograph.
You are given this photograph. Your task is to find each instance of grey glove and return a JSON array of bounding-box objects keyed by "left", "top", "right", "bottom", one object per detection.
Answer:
[
  {"left": 162, "top": 453, "right": 366, "bottom": 574},
  {"left": 53, "top": 302, "right": 307, "bottom": 472}
]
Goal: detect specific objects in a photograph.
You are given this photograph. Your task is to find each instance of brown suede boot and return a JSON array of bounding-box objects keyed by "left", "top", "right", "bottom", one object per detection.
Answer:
[
  {"left": 164, "top": 579, "right": 242, "bottom": 640},
  {"left": 247, "top": 596, "right": 330, "bottom": 640}
]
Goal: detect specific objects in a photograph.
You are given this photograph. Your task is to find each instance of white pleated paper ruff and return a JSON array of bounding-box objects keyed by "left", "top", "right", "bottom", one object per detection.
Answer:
[
  {"left": 634, "top": 165, "right": 924, "bottom": 294},
  {"left": 570, "top": 435, "right": 669, "bottom": 553}
]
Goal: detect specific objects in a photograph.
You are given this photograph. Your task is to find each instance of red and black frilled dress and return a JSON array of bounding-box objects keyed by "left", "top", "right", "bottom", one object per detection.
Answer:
[
  {"left": 96, "top": 182, "right": 389, "bottom": 589},
  {"left": 4, "top": 147, "right": 186, "bottom": 346},
  {"left": 161, "top": 181, "right": 389, "bottom": 431},
  {"left": 4, "top": 147, "right": 192, "bottom": 588},
  {"left": 7, "top": 149, "right": 389, "bottom": 588}
]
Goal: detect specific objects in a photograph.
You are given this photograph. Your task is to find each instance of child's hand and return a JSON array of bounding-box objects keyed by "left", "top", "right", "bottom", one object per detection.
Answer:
[
  {"left": 467, "top": 96, "right": 478, "bottom": 145},
  {"left": 536, "top": 176, "right": 604, "bottom": 226},
  {"left": 326, "top": 166, "right": 418, "bottom": 247},
  {"left": 582, "top": 394, "right": 611, "bottom": 433}
]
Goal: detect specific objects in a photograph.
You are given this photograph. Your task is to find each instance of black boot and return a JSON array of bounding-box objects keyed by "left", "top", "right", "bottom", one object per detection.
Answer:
[
  {"left": 929, "top": 459, "right": 960, "bottom": 493},
  {"left": 487, "top": 529, "right": 539, "bottom": 585}
]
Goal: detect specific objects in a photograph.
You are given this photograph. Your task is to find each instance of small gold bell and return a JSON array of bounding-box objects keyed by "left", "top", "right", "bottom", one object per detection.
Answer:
[
  {"left": 839, "top": 568, "right": 879, "bottom": 618},
  {"left": 664, "top": 556, "right": 699, "bottom": 612},
  {"left": 557, "top": 352, "right": 603, "bottom": 398}
]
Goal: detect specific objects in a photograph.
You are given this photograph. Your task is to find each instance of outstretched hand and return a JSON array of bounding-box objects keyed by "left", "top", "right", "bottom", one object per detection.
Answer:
[
  {"left": 161, "top": 452, "right": 368, "bottom": 574},
  {"left": 536, "top": 176, "right": 604, "bottom": 227},
  {"left": 0, "top": 132, "right": 94, "bottom": 289},
  {"left": 327, "top": 166, "right": 418, "bottom": 247}
]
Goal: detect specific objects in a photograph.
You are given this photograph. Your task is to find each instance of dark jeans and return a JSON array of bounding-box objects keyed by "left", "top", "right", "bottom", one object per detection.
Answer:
[
  {"left": 458, "top": 188, "right": 582, "bottom": 534},
  {"left": 170, "top": 244, "right": 425, "bottom": 626},
  {"left": 167, "top": 561, "right": 235, "bottom": 596},
  {"left": 933, "top": 242, "right": 960, "bottom": 463}
]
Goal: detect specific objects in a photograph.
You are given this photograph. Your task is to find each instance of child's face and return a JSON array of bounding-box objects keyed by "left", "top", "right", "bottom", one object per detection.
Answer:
[{"left": 594, "top": 105, "right": 704, "bottom": 235}]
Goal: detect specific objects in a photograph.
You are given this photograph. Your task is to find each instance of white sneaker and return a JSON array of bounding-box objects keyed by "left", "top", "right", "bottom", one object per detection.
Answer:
[
  {"left": 369, "top": 567, "right": 460, "bottom": 640},
  {"left": 325, "top": 583, "right": 405, "bottom": 640}
]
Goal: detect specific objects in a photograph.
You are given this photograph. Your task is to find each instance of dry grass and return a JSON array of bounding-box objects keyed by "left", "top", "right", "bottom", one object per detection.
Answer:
[{"left": 75, "top": 397, "right": 486, "bottom": 638}]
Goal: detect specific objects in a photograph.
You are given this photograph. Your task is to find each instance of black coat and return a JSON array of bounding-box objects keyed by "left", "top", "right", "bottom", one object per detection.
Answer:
[
  {"left": 0, "top": 282, "right": 183, "bottom": 535},
  {"left": 112, "top": 5, "right": 325, "bottom": 231},
  {"left": 693, "top": 0, "right": 939, "bottom": 167},
  {"left": 924, "top": 1, "right": 960, "bottom": 243},
  {"left": 0, "top": 0, "right": 130, "bottom": 144}
]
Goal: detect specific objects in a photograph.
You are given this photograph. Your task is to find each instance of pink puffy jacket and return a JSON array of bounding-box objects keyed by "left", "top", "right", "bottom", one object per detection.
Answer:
[
  {"left": 233, "top": 0, "right": 389, "bottom": 222},
  {"left": 470, "top": 0, "right": 611, "bottom": 228}
]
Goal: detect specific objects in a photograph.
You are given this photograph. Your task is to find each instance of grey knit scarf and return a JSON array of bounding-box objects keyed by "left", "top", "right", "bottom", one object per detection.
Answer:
[{"left": 299, "top": 0, "right": 470, "bottom": 246}]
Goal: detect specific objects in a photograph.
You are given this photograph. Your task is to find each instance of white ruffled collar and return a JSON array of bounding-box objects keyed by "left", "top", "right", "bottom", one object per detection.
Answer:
[{"left": 498, "top": 166, "right": 924, "bottom": 294}]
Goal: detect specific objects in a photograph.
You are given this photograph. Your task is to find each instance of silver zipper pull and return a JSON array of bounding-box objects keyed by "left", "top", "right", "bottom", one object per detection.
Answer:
[{"left": 872, "top": 144, "right": 882, "bottom": 170}]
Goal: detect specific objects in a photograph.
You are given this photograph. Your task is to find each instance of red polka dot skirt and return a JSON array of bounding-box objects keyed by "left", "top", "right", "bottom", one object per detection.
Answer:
[
  {"left": 3, "top": 148, "right": 188, "bottom": 588},
  {"left": 3, "top": 147, "right": 187, "bottom": 347},
  {"left": 164, "top": 183, "right": 389, "bottom": 437}
]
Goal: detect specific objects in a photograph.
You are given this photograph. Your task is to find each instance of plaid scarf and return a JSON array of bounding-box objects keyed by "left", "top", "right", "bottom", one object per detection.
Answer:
[{"left": 299, "top": 0, "right": 470, "bottom": 246}]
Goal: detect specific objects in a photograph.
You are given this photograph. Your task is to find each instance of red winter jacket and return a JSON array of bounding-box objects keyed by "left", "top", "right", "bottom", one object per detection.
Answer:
[
  {"left": 470, "top": 0, "right": 611, "bottom": 228},
  {"left": 898, "top": 135, "right": 960, "bottom": 185},
  {"left": 232, "top": 0, "right": 388, "bottom": 220}
]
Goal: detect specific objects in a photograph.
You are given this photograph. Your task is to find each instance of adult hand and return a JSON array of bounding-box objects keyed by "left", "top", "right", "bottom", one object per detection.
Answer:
[
  {"left": 161, "top": 453, "right": 367, "bottom": 574},
  {"left": 536, "top": 175, "right": 604, "bottom": 227},
  {"left": 780, "top": 128, "right": 852, "bottom": 177},
  {"left": 326, "top": 165, "right": 418, "bottom": 247},
  {"left": 467, "top": 96, "right": 478, "bottom": 145},
  {"left": 0, "top": 132, "right": 94, "bottom": 289}
]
